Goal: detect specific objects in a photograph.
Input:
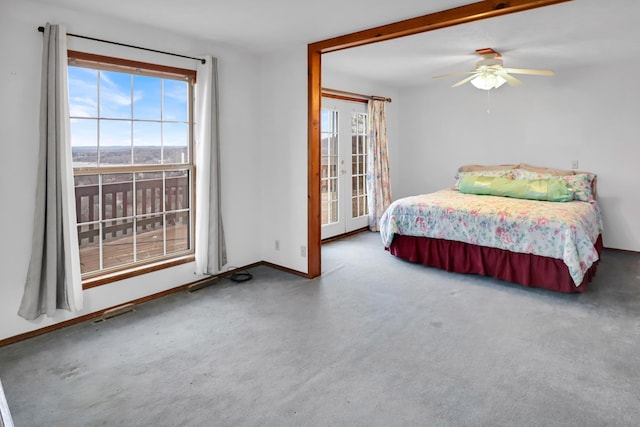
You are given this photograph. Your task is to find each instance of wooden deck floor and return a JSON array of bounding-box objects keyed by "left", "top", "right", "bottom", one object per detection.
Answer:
[{"left": 79, "top": 223, "right": 189, "bottom": 274}]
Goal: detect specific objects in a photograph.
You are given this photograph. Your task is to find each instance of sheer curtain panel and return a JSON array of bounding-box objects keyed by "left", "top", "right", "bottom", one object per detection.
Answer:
[
  {"left": 366, "top": 100, "right": 392, "bottom": 232},
  {"left": 19, "top": 23, "right": 83, "bottom": 320},
  {"left": 194, "top": 56, "right": 227, "bottom": 275}
]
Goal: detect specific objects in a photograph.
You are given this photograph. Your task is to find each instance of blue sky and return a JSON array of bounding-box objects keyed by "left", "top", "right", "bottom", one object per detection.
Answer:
[{"left": 68, "top": 66, "right": 188, "bottom": 150}]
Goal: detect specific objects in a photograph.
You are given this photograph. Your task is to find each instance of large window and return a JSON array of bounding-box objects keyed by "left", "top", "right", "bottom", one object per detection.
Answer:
[{"left": 67, "top": 51, "right": 196, "bottom": 283}]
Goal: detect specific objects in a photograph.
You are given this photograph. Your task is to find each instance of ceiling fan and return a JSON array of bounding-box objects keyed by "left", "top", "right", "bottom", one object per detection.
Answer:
[{"left": 433, "top": 48, "right": 554, "bottom": 90}]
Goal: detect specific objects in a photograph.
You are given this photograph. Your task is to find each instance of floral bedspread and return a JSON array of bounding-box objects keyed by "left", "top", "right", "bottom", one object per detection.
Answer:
[{"left": 379, "top": 189, "right": 604, "bottom": 286}]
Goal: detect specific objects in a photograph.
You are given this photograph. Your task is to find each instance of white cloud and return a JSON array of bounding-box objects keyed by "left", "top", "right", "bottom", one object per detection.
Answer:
[{"left": 69, "top": 96, "right": 97, "bottom": 118}]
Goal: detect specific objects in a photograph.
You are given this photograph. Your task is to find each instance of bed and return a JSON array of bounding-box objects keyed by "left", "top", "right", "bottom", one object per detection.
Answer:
[{"left": 379, "top": 163, "right": 603, "bottom": 293}]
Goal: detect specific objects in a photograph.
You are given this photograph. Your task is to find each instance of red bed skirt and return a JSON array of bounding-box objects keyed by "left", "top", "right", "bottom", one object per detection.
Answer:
[{"left": 387, "top": 235, "right": 603, "bottom": 293}]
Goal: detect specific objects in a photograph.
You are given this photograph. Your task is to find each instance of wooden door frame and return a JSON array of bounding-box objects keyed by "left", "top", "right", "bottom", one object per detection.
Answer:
[{"left": 307, "top": 0, "right": 572, "bottom": 278}]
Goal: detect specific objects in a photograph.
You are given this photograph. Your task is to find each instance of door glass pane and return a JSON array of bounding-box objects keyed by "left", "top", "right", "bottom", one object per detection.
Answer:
[
  {"left": 329, "top": 179, "right": 338, "bottom": 224},
  {"left": 321, "top": 109, "right": 333, "bottom": 133},
  {"left": 352, "top": 197, "right": 358, "bottom": 220},
  {"left": 351, "top": 112, "right": 368, "bottom": 219},
  {"left": 321, "top": 109, "right": 339, "bottom": 226}
]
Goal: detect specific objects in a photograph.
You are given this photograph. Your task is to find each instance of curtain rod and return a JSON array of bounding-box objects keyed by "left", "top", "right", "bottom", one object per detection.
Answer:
[
  {"left": 321, "top": 87, "right": 392, "bottom": 103},
  {"left": 37, "top": 26, "right": 206, "bottom": 64}
]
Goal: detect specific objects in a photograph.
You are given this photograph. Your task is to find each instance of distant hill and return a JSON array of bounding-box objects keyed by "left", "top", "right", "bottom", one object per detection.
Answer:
[{"left": 73, "top": 146, "right": 188, "bottom": 165}]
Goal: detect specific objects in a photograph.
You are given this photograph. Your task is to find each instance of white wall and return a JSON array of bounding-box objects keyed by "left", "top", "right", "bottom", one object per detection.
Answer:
[
  {"left": 258, "top": 47, "right": 309, "bottom": 273},
  {"left": 397, "top": 62, "right": 640, "bottom": 251},
  {"left": 255, "top": 52, "right": 405, "bottom": 275},
  {"left": 0, "top": 0, "right": 262, "bottom": 340}
]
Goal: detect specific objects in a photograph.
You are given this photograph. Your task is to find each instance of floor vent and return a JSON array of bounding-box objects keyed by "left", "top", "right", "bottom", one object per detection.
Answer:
[
  {"left": 94, "top": 303, "right": 135, "bottom": 323},
  {"left": 187, "top": 278, "right": 218, "bottom": 293}
]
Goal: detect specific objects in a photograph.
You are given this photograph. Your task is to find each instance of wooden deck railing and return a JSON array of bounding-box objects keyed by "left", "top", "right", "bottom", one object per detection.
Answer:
[{"left": 75, "top": 176, "right": 189, "bottom": 244}]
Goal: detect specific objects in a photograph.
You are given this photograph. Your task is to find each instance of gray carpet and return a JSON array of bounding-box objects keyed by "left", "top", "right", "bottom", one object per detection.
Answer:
[{"left": 1, "top": 231, "right": 640, "bottom": 426}]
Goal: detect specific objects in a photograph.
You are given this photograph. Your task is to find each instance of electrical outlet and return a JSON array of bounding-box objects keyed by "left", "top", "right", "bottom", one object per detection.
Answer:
[
  {"left": 300, "top": 245, "right": 307, "bottom": 257},
  {"left": 275, "top": 240, "right": 280, "bottom": 251},
  {"left": 571, "top": 160, "right": 579, "bottom": 169}
]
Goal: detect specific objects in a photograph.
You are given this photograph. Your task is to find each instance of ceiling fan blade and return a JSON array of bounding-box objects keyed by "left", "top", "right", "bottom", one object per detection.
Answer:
[
  {"left": 432, "top": 71, "right": 476, "bottom": 79},
  {"left": 504, "top": 67, "right": 554, "bottom": 76},
  {"left": 451, "top": 73, "right": 479, "bottom": 88},
  {"left": 501, "top": 72, "right": 523, "bottom": 86}
]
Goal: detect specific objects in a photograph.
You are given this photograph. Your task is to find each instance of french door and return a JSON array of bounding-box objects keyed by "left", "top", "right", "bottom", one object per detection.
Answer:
[{"left": 321, "top": 98, "right": 369, "bottom": 240}]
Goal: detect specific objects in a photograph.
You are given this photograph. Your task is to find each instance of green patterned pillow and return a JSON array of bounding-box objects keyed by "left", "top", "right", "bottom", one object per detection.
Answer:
[
  {"left": 452, "top": 169, "right": 515, "bottom": 190},
  {"left": 513, "top": 169, "right": 595, "bottom": 201},
  {"left": 458, "top": 176, "right": 574, "bottom": 202}
]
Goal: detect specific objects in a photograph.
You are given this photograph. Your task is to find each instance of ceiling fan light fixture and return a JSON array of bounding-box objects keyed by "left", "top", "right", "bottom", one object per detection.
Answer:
[
  {"left": 470, "top": 72, "right": 507, "bottom": 90},
  {"left": 434, "top": 48, "right": 554, "bottom": 90}
]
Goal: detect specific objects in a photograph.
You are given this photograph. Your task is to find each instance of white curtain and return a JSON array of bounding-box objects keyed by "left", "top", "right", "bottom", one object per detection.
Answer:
[
  {"left": 19, "top": 23, "right": 83, "bottom": 320},
  {"left": 194, "top": 56, "right": 227, "bottom": 275}
]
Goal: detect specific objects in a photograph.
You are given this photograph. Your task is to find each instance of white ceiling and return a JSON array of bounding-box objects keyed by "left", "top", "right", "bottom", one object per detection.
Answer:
[
  {"left": 31, "top": 0, "right": 470, "bottom": 51},
  {"left": 30, "top": 0, "right": 640, "bottom": 88},
  {"left": 323, "top": 0, "right": 640, "bottom": 87}
]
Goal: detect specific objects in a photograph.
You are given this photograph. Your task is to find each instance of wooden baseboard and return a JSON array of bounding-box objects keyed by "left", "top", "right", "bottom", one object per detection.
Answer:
[
  {"left": 321, "top": 227, "right": 369, "bottom": 244},
  {"left": 0, "top": 261, "right": 305, "bottom": 348},
  {"left": 260, "top": 261, "right": 308, "bottom": 278},
  {"left": 603, "top": 246, "right": 640, "bottom": 255}
]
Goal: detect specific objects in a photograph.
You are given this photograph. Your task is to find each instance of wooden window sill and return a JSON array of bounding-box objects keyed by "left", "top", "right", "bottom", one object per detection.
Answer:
[{"left": 82, "top": 255, "right": 195, "bottom": 289}]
